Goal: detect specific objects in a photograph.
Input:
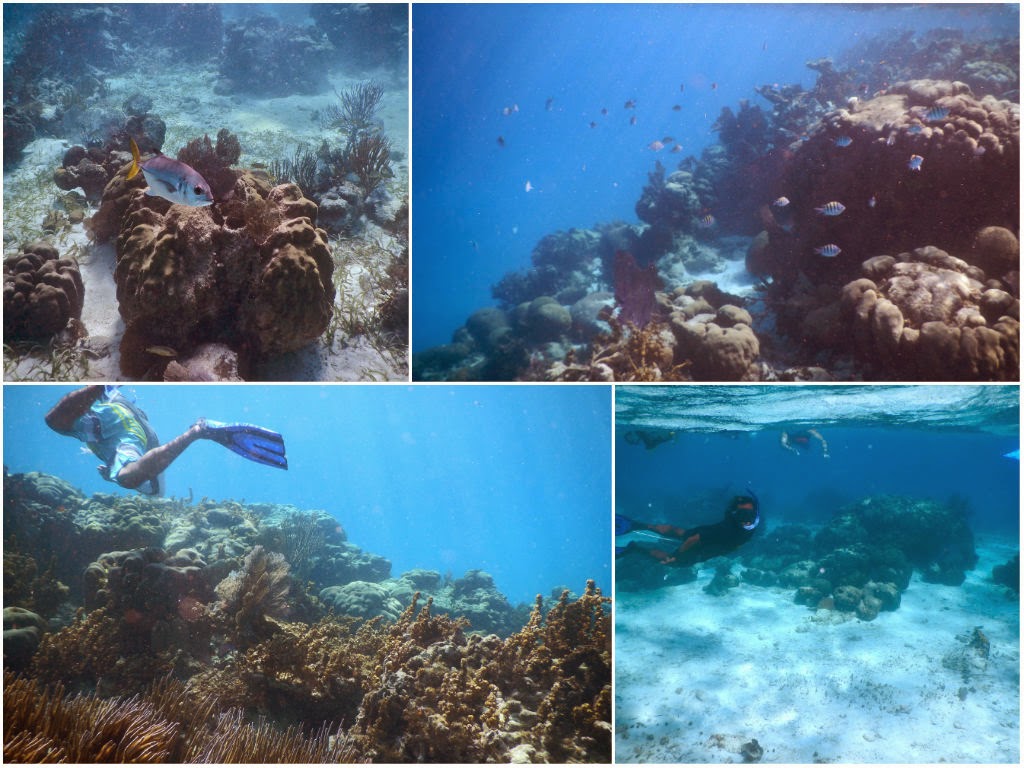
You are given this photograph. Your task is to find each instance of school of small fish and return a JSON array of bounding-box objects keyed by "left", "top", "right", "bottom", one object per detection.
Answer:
[{"left": 489, "top": 79, "right": 956, "bottom": 273}]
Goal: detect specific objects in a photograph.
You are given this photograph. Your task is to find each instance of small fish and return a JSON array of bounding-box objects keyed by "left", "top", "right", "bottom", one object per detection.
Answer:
[
  {"left": 128, "top": 137, "right": 214, "bottom": 207},
  {"left": 545, "top": 97, "right": 554, "bottom": 111},
  {"left": 923, "top": 105, "right": 950, "bottom": 122},
  {"left": 868, "top": 195, "right": 876, "bottom": 208},
  {"left": 772, "top": 196, "right": 790, "bottom": 207},
  {"left": 624, "top": 99, "right": 636, "bottom": 109},
  {"left": 814, "top": 201, "right": 846, "bottom": 216},
  {"left": 496, "top": 136, "right": 505, "bottom": 148},
  {"left": 589, "top": 121, "right": 598, "bottom": 129},
  {"left": 629, "top": 115, "right": 637, "bottom": 126},
  {"left": 698, "top": 213, "right": 715, "bottom": 228},
  {"left": 670, "top": 144, "right": 682, "bottom": 153},
  {"left": 886, "top": 134, "right": 896, "bottom": 147},
  {"left": 672, "top": 104, "right": 682, "bottom": 111},
  {"left": 525, "top": 181, "right": 534, "bottom": 192},
  {"left": 662, "top": 136, "right": 675, "bottom": 144},
  {"left": 145, "top": 345, "right": 178, "bottom": 357},
  {"left": 908, "top": 154, "right": 924, "bottom": 171},
  {"left": 833, "top": 135, "right": 853, "bottom": 147},
  {"left": 814, "top": 244, "right": 842, "bottom": 258},
  {"left": 648, "top": 140, "right": 665, "bottom": 151}
]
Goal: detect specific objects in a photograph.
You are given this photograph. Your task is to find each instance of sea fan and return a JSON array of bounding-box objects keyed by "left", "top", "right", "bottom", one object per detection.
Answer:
[
  {"left": 614, "top": 250, "right": 663, "bottom": 328},
  {"left": 215, "top": 545, "right": 291, "bottom": 641}
]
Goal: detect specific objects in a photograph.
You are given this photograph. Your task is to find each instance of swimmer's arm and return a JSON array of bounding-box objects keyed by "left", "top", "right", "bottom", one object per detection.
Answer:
[{"left": 45, "top": 386, "right": 106, "bottom": 434}]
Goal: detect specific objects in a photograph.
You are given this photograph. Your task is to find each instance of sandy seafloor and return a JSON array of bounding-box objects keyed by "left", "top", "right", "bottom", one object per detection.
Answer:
[
  {"left": 3, "top": 53, "right": 408, "bottom": 381},
  {"left": 614, "top": 534, "right": 1020, "bottom": 764}
]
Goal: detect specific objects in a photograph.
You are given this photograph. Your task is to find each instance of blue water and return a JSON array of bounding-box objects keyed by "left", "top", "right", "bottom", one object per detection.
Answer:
[
  {"left": 411, "top": 3, "right": 1018, "bottom": 351},
  {"left": 3, "top": 385, "right": 611, "bottom": 605},
  {"left": 616, "top": 385, "right": 1020, "bottom": 537}
]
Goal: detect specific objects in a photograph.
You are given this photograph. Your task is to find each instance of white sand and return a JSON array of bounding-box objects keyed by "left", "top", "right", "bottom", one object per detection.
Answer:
[{"left": 615, "top": 534, "right": 1019, "bottom": 763}]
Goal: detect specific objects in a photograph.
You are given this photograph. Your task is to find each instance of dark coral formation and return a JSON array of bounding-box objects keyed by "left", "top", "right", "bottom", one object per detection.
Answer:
[
  {"left": 310, "top": 3, "right": 409, "bottom": 69},
  {"left": 742, "top": 495, "right": 978, "bottom": 620},
  {"left": 217, "top": 16, "right": 333, "bottom": 97},
  {"left": 3, "top": 242, "right": 84, "bottom": 342}
]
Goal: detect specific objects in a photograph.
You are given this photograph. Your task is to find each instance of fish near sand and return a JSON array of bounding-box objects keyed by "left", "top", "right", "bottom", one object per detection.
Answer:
[{"left": 128, "top": 137, "right": 214, "bottom": 207}]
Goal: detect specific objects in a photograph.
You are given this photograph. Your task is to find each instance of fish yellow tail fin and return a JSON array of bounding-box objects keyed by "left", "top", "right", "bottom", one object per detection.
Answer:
[{"left": 127, "top": 137, "right": 141, "bottom": 180}]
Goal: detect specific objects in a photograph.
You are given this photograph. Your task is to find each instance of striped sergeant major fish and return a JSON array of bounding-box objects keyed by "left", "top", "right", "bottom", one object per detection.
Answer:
[{"left": 127, "top": 137, "right": 214, "bottom": 207}]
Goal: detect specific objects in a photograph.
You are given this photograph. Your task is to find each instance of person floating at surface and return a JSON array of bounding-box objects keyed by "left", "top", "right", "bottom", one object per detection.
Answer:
[
  {"left": 780, "top": 428, "right": 830, "bottom": 458},
  {"left": 616, "top": 491, "right": 760, "bottom": 566},
  {"left": 45, "top": 385, "right": 287, "bottom": 496}
]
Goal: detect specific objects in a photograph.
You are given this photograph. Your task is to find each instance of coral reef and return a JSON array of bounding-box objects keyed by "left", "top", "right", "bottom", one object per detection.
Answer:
[
  {"left": 4, "top": 472, "right": 609, "bottom": 762},
  {"left": 311, "top": 3, "right": 409, "bottom": 69},
  {"left": 3, "top": 242, "right": 84, "bottom": 342},
  {"left": 217, "top": 16, "right": 333, "bottom": 97}
]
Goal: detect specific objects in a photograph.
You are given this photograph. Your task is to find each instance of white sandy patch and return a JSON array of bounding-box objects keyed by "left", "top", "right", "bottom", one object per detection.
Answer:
[{"left": 615, "top": 534, "right": 1019, "bottom": 763}]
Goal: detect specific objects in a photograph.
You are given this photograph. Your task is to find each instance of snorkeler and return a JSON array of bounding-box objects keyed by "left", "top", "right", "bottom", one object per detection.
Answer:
[
  {"left": 616, "top": 491, "right": 760, "bottom": 566},
  {"left": 45, "top": 385, "right": 287, "bottom": 496},
  {"left": 780, "top": 428, "right": 830, "bottom": 458}
]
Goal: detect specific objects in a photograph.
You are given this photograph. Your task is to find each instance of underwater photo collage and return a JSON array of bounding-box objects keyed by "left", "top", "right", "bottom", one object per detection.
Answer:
[{"left": 2, "top": 2, "right": 1020, "bottom": 764}]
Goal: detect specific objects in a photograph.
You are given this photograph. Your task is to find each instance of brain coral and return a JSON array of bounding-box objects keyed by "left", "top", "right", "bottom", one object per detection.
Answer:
[
  {"left": 3, "top": 241, "right": 84, "bottom": 341},
  {"left": 105, "top": 169, "right": 334, "bottom": 377},
  {"left": 840, "top": 246, "right": 1019, "bottom": 380}
]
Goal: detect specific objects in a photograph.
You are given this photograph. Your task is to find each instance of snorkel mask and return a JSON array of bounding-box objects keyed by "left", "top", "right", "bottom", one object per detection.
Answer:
[{"left": 732, "top": 488, "right": 761, "bottom": 531}]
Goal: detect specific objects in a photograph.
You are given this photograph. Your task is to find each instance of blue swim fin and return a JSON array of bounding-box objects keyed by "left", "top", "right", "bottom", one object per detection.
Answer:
[
  {"left": 200, "top": 419, "right": 288, "bottom": 470},
  {"left": 615, "top": 514, "right": 635, "bottom": 536}
]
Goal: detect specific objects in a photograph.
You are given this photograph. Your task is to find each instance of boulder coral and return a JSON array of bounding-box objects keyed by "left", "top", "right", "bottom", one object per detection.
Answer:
[
  {"left": 838, "top": 246, "right": 1019, "bottom": 379},
  {"left": 3, "top": 242, "right": 84, "bottom": 342},
  {"left": 761, "top": 79, "right": 1018, "bottom": 289},
  {"left": 101, "top": 166, "right": 334, "bottom": 377}
]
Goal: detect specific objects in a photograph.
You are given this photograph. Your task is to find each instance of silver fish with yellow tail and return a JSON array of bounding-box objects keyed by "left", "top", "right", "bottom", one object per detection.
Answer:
[{"left": 127, "top": 137, "right": 214, "bottom": 207}]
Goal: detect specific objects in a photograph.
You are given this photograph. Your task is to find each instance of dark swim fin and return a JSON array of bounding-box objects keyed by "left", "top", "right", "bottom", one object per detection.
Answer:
[{"left": 201, "top": 419, "right": 288, "bottom": 470}]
